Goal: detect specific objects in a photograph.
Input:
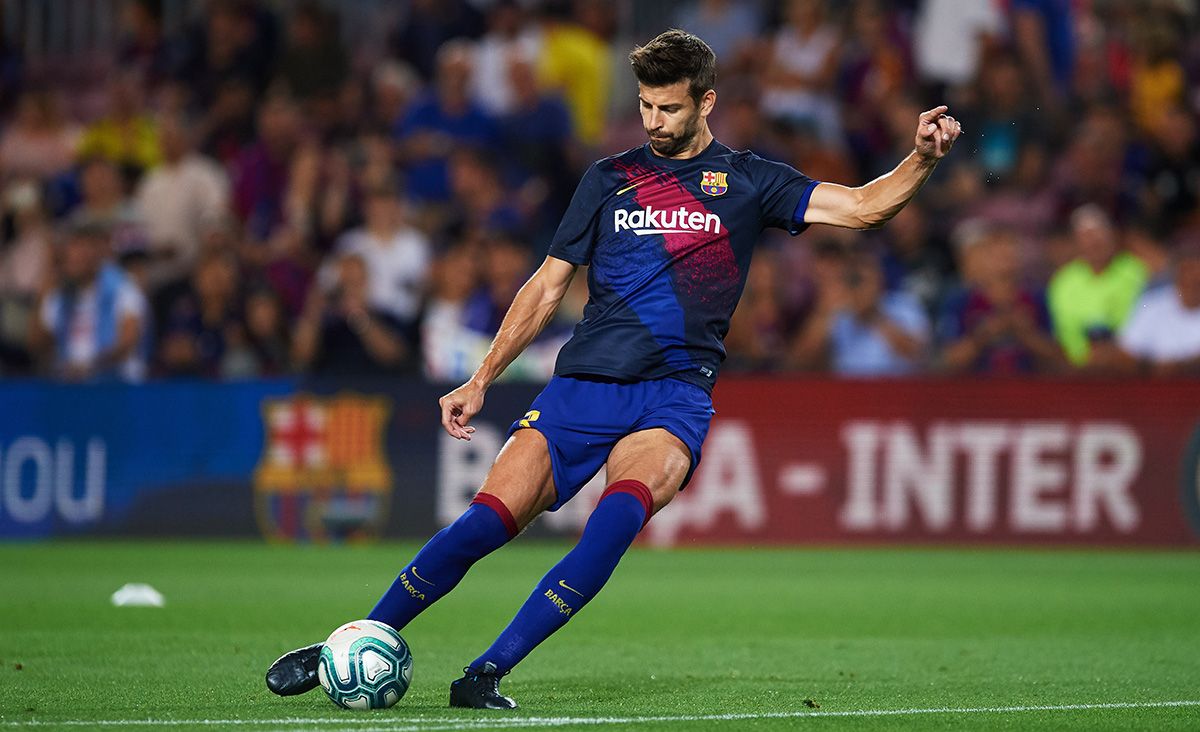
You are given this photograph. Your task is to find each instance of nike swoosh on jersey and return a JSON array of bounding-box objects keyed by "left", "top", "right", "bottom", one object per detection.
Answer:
[
  {"left": 410, "top": 566, "right": 435, "bottom": 586},
  {"left": 616, "top": 176, "right": 653, "bottom": 196},
  {"left": 557, "top": 579, "right": 584, "bottom": 597}
]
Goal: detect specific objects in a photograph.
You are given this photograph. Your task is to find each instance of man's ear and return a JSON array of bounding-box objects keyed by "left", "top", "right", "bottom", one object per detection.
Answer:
[{"left": 699, "top": 89, "right": 717, "bottom": 118}]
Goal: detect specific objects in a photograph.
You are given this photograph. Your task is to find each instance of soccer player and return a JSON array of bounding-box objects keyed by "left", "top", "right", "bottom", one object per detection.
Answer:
[{"left": 266, "top": 29, "right": 960, "bottom": 708}]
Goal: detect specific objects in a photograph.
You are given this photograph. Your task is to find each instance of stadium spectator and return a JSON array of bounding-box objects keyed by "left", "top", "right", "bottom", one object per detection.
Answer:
[
  {"left": 498, "top": 53, "right": 575, "bottom": 222},
  {"left": 74, "top": 157, "right": 149, "bottom": 261},
  {"left": 258, "top": 223, "right": 316, "bottom": 320},
  {"left": 537, "top": 1, "right": 614, "bottom": 148},
  {"left": 394, "top": 40, "right": 499, "bottom": 204},
  {"left": 791, "top": 245, "right": 929, "bottom": 376},
  {"left": 197, "top": 78, "right": 258, "bottom": 165},
  {"left": 76, "top": 74, "right": 161, "bottom": 177},
  {"left": 878, "top": 203, "right": 952, "bottom": 315},
  {"left": 715, "top": 93, "right": 782, "bottom": 162},
  {"left": 174, "top": 0, "right": 277, "bottom": 107},
  {"left": 292, "top": 251, "right": 410, "bottom": 377},
  {"left": 1050, "top": 105, "right": 1138, "bottom": 224},
  {"left": 275, "top": 2, "right": 348, "bottom": 105},
  {"left": 158, "top": 250, "right": 243, "bottom": 378},
  {"left": 1118, "top": 236, "right": 1200, "bottom": 377},
  {"left": 911, "top": 0, "right": 1004, "bottom": 96},
  {"left": 332, "top": 183, "right": 431, "bottom": 335},
  {"left": 119, "top": 0, "right": 170, "bottom": 89},
  {"left": 725, "top": 249, "right": 790, "bottom": 372},
  {"left": 447, "top": 150, "right": 526, "bottom": 240},
  {"left": 388, "top": 0, "right": 485, "bottom": 82},
  {"left": 232, "top": 93, "right": 301, "bottom": 241},
  {"left": 1140, "top": 104, "right": 1200, "bottom": 234},
  {"left": 366, "top": 61, "right": 419, "bottom": 136},
  {"left": 0, "top": 92, "right": 80, "bottom": 184},
  {"left": 134, "top": 114, "right": 232, "bottom": 292},
  {"left": 238, "top": 285, "right": 291, "bottom": 376},
  {"left": 1011, "top": 0, "right": 1076, "bottom": 108},
  {"left": 962, "top": 53, "right": 1041, "bottom": 182},
  {"left": 278, "top": 142, "right": 353, "bottom": 256},
  {"left": 938, "top": 225, "right": 1062, "bottom": 375},
  {"left": 760, "top": 0, "right": 842, "bottom": 146},
  {"left": 458, "top": 234, "right": 566, "bottom": 380},
  {"left": 422, "top": 243, "right": 483, "bottom": 382},
  {"left": 29, "top": 218, "right": 149, "bottom": 381},
  {"left": 0, "top": 182, "right": 52, "bottom": 373},
  {"left": 1128, "top": 17, "right": 1185, "bottom": 136},
  {"left": 839, "top": 0, "right": 910, "bottom": 168},
  {"left": 0, "top": 181, "right": 51, "bottom": 306},
  {"left": 1047, "top": 205, "right": 1149, "bottom": 369},
  {"left": 672, "top": 0, "right": 762, "bottom": 65},
  {"left": 3, "top": 0, "right": 1200, "bottom": 385},
  {"left": 470, "top": 1, "right": 542, "bottom": 117},
  {"left": 965, "top": 142, "right": 1057, "bottom": 282}
]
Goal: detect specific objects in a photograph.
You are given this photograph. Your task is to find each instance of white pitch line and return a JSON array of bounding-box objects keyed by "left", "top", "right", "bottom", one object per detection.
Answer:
[{"left": 3, "top": 700, "right": 1199, "bottom": 729}]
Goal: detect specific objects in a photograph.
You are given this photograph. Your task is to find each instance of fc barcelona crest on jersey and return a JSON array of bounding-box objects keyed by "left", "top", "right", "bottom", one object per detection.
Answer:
[{"left": 700, "top": 170, "right": 728, "bottom": 196}]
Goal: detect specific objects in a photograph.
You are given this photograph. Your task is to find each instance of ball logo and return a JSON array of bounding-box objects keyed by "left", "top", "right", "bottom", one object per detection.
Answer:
[
  {"left": 253, "top": 394, "right": 393, "bottom": 542},
  {"left": 1180, "top": 424, "right": 1200, "bottom": 538},
  {"left": 700, "top": 170, "right": 728, "bottom": 196}
]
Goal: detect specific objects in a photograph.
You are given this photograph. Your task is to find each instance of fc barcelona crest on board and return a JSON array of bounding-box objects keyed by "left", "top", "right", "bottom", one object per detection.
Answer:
[
  {"left": 253, "top": 393, "right": 393, "bottom": 543},
  {"left": 700, "top": 170, "right": 728, "bottom": 196}
]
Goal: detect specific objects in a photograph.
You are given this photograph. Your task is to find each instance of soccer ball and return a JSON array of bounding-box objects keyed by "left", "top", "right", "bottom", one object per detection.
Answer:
[{"left": 317, "top": 619, "right": 413, "bottom": 710}]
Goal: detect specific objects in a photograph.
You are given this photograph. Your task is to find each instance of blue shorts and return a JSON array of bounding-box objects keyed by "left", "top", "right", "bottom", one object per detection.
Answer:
[{"left": 508, "top": 375, "right": 715, "bottom": 511}]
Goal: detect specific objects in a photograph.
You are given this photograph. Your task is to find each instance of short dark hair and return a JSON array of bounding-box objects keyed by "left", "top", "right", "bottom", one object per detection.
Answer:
[{"left": 628, "top": 29, "right": 716, "bottom": 104}]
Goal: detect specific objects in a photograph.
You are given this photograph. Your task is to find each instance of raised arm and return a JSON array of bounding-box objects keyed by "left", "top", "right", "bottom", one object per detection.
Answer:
[
  {"left": 438, "top": 255, "right": 578, "bottom": 440},
  {"left": 804, "top": 106, "right": 961, "bottom": 230}
]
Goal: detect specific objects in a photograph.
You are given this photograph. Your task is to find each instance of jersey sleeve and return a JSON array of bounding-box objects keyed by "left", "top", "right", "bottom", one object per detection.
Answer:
[
  {"left": 548, "top": 162, "right": 606, "bottom": 265},
  {"left": 745, "top": 154, "right": 819, "bottom": 235}
]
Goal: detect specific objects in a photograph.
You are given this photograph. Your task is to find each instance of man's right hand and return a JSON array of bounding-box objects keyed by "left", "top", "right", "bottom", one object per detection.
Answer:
[{"left": 439, "top": 380, "right": 485, "bottom": 440}]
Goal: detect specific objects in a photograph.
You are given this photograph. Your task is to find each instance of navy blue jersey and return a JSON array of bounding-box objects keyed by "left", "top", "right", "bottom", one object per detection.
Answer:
[{"left": 549, "top": 139, "right": 818, "bottom": 392}]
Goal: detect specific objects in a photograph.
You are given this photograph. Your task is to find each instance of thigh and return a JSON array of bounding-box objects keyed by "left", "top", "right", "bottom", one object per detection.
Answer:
[
  {"left": 478, "top": 428, "right": 557, "bottom": 529},
  {"left": 605, "top": 428, "right": 692, "bottom": 515}
]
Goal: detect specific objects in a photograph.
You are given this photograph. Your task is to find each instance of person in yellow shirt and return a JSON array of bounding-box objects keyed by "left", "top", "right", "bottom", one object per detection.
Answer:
[
  {"left": 77, "top": 75, "right": 161, "bottom": 175},
  {"left": 1047, "top": 205, "right": 1148, "bottom": 368},
  {"left": 537, "top": 3, "right": 612, "bottom": 148},
  {"left": 1129, "top": 23, "right": 1185, "bottom": 136}
]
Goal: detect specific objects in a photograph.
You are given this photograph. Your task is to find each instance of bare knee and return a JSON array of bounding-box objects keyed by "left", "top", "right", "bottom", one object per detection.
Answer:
[
  {"left": 477, "top": 429, "right": 557, "bottom": 529},
  {"left": 606, "top": 428, "right": 692, "bottom": 516},
  {"left": 645, "top": 450, "right": 689, "bottom": 514}
]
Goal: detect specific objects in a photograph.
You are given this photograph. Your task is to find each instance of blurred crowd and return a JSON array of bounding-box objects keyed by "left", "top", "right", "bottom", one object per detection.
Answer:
[{"left": 1, "top": 0, "right": 1199, "bottom": 383}]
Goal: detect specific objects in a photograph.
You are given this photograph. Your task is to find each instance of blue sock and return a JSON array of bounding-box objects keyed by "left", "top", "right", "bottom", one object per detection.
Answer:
[
  {"left": 368, "top": 493, "right": 518, "bottom": 630},
  {"left": 469, "top": 480, "right": 653, "bottom": 673}
]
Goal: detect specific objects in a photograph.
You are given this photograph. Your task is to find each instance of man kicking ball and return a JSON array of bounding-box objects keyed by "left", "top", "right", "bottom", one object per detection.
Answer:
[{"left": 266, "top": 29, "right": 960, "bottom": 709}]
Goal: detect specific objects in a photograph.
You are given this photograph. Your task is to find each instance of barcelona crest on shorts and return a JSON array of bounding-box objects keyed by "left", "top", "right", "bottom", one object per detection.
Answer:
[{"left": 700, "top": 170, "right": 728, "bottom": 196}]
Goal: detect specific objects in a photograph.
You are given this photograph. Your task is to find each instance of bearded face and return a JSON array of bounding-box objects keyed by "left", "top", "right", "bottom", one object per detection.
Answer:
[{"left": 639, "top": 81, "right": 711, "bottom": 158}]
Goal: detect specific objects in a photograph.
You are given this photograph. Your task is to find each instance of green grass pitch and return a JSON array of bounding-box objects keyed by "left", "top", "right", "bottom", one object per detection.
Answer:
[{"left": 1, "top": 541, "right": 1199, "bottom": 730}]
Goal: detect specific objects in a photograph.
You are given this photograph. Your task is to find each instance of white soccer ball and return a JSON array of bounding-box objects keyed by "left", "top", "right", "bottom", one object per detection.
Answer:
[{"left": 317, "top": 619, "right": 413, "bottom": 710}]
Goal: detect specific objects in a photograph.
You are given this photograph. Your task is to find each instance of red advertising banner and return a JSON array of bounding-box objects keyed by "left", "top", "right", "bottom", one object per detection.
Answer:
[{"left": 632, "top": 379, "right": 1200, "bottom": 547}]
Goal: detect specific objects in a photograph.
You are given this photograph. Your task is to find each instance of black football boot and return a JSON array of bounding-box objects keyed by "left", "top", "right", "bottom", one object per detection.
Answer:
[
  {"left": 265, "top": 642, "right": 323, "bottom": 696},
  {"left": 449, "top": 662, "right": 518, "bottom": 709}
]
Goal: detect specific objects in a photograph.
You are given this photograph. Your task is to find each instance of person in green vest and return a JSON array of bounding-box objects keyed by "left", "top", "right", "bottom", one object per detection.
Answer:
[{"left": 1047, "top": 204, "right": 1148, "bottom": 368}]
